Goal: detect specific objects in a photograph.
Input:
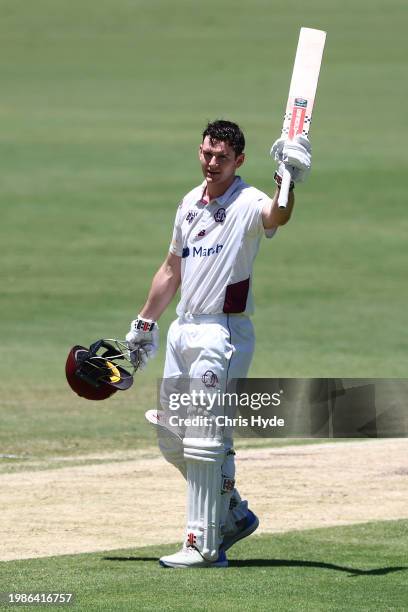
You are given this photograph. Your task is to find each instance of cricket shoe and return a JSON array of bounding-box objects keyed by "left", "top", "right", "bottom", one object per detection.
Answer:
[
  {"left": 222, "top": 509, "right": 259, "bottom": 552},
  {"left": 159, "top": 546, "right": 228, "bottom": 569}
]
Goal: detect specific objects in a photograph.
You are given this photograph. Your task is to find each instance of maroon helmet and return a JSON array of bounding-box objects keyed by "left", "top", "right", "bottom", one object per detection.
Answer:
[{"left": 66, "top": 339, "right": 135, "bottom": 400}]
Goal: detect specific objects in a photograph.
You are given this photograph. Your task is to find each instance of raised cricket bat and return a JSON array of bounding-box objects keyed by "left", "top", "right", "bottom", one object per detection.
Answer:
[{"left": 277, "top": 27, "right": 326, "bottom": 208}]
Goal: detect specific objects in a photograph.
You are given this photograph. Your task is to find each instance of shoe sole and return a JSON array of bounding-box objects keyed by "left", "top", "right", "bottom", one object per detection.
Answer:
[
  {"left": 159, "top": 559, "right": 228, "bottom": 569},
  {"left": 222, "top": 514, "right": 259, "bottom": 552}
]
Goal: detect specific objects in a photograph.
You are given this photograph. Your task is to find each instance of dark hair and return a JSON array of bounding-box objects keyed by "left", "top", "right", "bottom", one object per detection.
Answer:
[{"left": 202, "top": 120, "right": 245, "bottom": 156}]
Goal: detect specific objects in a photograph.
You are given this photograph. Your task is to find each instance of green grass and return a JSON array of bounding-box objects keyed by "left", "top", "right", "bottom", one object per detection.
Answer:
[
  {"left": 1, "top": 521, "right": 407, "bottom": 611},
  {"left": 1, "top": 0, "right": 407, "bottom": 458},
  {"left": 0, "top": 9, "right": 406, "bottom": 612}
]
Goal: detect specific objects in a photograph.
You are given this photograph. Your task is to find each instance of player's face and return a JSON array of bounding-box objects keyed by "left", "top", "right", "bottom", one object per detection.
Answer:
[{"left": 199, "top": 136, "right": 244, "bottom": 187}]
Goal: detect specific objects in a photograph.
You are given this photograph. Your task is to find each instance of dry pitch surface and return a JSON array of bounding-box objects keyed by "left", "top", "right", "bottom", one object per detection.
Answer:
[{"left": 1, "top": 439, "right": 407, "bottom": 561}]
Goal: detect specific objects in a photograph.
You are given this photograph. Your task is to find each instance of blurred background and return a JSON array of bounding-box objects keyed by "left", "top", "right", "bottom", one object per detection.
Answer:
[{"left": 1, "top": 0, "right": 406, "bottom": 457}]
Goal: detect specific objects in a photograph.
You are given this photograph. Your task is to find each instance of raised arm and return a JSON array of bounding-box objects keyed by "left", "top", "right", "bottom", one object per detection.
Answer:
[
  {"left": 263, "top": 134, "right": 312, "bottom": 229},
  {"left": 262, "top": 189, "right": 295, "bottom": 229}
]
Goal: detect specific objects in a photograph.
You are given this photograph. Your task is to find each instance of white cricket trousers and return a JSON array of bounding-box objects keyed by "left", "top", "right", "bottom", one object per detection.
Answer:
[
  {"left": 164, "top": 312, "right": 254, "bottom": 383},
  {"left": 159, "top": 313, "right": 255, "bottom": 546}
]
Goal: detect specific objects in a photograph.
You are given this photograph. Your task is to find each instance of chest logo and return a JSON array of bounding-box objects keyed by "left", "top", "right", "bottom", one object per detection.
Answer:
[
  {"left": 186, "top": 210, "right": 198, "bottom": 224},
  {"left": 214, "top": 208, "right": 226, "bottom": 223}
]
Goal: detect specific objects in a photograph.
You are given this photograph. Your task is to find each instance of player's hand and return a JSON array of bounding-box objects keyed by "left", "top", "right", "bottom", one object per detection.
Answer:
[
  {"left": 126, "top": 316, "right": 159, "bottom": 370},
  {"left": 270, "top": 135, "right": 312, "bottom": 183}
]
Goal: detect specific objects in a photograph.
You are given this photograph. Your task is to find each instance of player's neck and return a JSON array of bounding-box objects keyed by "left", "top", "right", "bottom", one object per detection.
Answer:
[{"left": 205, "top": 175, "right": 236, "bottom": 201}]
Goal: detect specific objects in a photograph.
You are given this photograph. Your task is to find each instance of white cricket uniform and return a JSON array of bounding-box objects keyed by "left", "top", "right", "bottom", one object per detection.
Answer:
[
  {"left": 163, "top": 175, "right": 276, "bottom": 399},
  {"left": 159, "top": 176, "right": 277, "bottom": 559},
  {"left": 169, "top": 176, "right": 275, "bottom": 316}
]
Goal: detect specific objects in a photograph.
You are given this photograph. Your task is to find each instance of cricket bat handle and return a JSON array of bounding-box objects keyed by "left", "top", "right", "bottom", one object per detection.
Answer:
[{"left": 278, "top": 166, "right": 292, "bottom": 208}]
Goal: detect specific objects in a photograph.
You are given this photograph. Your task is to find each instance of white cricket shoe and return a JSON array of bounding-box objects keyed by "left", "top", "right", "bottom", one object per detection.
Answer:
[{"left": 159, "top": 546, "right": 228, "bottom": 569}]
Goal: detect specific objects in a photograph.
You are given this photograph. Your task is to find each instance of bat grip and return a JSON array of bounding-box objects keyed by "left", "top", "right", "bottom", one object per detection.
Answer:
[{"left": 278, "top": 167, "right": 292, "bottom": 208}]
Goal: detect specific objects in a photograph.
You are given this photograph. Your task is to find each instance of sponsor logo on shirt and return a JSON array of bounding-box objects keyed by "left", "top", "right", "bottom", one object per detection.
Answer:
[
  {"left": 193, "top": 244, "right": 223, "bottom": 257},
  {"left": 186, "top": 210, "right": 198, "bottom": 224},
  {"left": 214, "top": 208, "right": 226, "bottom": 222},
  {"left": 182, "top": 244, "right": 223, "bottom": 259}
]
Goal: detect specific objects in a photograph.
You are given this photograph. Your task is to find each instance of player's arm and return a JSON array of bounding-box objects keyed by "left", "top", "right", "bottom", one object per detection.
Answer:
[
  {"left": 263, "top": 134, "right": 312, "bottom": 229},
  {"left": 262, "top": 189, "right": 295, "bottom": 229},
  {"left": 125, "top": 252, "right": 181, "bottom": 368},
  {"left": 140, "top": 252, "right": 181, "bottom": 321}
]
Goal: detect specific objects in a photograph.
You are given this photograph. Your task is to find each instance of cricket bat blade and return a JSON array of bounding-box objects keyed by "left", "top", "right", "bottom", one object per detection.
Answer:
[{"left": 277, "top": 27, "right": 326, "bottom": 209}]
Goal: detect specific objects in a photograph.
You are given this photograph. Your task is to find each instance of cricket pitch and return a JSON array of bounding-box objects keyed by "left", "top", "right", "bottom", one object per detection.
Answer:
[{"left": 1, "top": 439, "right": 407, "bottom": 561}]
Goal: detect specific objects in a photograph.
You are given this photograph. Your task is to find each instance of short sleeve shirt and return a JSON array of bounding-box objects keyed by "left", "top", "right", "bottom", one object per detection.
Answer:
[{"left": 169, "top": 176, "right": 276, "bottom": 316}]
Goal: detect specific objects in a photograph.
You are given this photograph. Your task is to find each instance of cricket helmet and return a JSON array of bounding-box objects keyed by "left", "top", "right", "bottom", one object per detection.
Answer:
[{"left": 65, "top": 339, "right": 136, "bottom": 400}]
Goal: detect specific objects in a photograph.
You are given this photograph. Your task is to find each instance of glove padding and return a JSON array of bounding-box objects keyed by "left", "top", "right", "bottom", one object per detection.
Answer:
[
  {"left": 270, "top": 135, "right": 312, "bottom": 183},
  {"left": 126, "top": 315, "right": 159, "bottom": 370}
]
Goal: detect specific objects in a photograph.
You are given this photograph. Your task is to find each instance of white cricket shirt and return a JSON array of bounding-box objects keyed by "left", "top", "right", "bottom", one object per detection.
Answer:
[{"left": 169, "top": 176, "right": 276, "bottom": 316}]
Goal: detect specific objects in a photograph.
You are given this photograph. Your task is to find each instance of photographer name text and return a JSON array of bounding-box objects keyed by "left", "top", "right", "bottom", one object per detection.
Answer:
[{"left": 168, "top": 414, "right": 285, "bottom": 428}]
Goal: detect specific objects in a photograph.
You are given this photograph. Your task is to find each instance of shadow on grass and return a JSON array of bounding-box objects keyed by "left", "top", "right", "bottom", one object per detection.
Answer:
[
  {"left": 103, "top": 556, "right": 407, "bottom": 576},
  {"left": 104, "top": 557, "right": 158, "bottom": 562},
  {"left": 228, "top": 559, "right": 408, "bottom": 576}
]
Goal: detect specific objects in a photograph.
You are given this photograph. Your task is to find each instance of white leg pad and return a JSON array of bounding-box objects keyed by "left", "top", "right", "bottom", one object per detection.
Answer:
[
  {"left": 158, "top": 432, "right": 186, "bottom": 478},
  {"left": 146, "top": 411, "right": 246, "bottom": 540},
  {"left": 183, "top": 437, "right": 225, "bottom": 561},
  {"left": 145, "top": 409, "right": 186, "bottom": 477}
]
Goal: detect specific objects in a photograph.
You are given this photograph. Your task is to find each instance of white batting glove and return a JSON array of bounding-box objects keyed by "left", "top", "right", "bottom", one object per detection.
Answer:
[
  {"left": 126, "top": 315, "right": 159, "bottom": 370},
  {"left": 270, "top": 135, "right": 312, "bottom": 183}
]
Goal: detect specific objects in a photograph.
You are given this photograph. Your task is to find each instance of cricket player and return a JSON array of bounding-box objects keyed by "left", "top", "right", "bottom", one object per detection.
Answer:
[{"left": 126, "top": 120, "right": 311, "bottom": 568}]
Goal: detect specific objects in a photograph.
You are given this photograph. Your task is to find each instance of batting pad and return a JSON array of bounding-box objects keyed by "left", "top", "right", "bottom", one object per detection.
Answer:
[{"left": 183, "top": 438, "right": 225, "bottom": 560}]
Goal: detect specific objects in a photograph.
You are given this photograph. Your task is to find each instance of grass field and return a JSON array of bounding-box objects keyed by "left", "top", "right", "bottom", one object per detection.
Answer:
[
  {"left": 0, "top": 1, "right": 407, "bottom": 609},
  {"left": 1, "top": 0, "right": 407, "bottom": 456},
  {"left": 1, "top": 521, "right": 407, "bottom": 611}
]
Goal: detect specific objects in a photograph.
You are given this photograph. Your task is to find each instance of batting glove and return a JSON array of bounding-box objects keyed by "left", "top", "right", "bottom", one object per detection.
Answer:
[
  {"left": 126, "top": 315, "right": 159, "bottom": 370},
  {"left": 270, "top": 135, "right": 312, "bottom": 183}
]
